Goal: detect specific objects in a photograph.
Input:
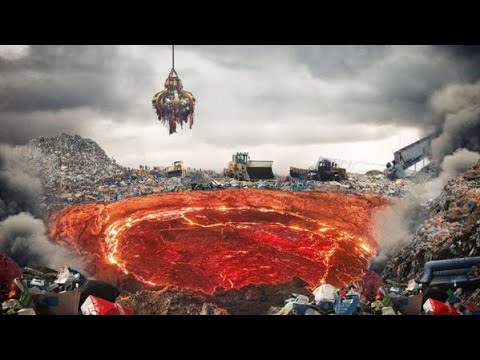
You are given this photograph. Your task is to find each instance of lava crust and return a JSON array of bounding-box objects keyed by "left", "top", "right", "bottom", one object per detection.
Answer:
[{"left": 49, "top": 189, "right": 388, "bottom": 294}]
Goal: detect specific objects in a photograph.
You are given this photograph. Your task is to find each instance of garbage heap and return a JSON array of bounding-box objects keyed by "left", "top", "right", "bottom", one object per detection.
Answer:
[
  {"left": 383, "top": 158, "right": 480, "bottom": 282},
  {"left": 12, "top": 134, "right": 414, "bottom": 217},
  {"left": 16, "top": 133, "right": 125, "bottom": 187},
  {"left": 212, "top": 173, "right": 410, "bottom": 198},
  {"left": 412, "top": 162, "right": 441, "bottom": 184},
  {"left": 267, "top": 270, "right": 480, "bottom": 315},
  {"left": 1, "top": 253, "right": 135, "bottom": 316},
  {"left": 286, "top": 173, "right": 411, "bottom": 197},
  {"left": 15, "top": 134, "right": 125, "bottom": 213}
]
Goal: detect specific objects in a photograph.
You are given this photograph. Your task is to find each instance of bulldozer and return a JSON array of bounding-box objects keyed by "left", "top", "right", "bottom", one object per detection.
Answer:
[
  {"left": 290, "top": 159, "right": 346, "bottom": 182},
  {"left": 223, "top": 152, "right": 274, "bottom": 181},
  {"left": 166, "top": 161, "right": 187, "bottom": 178}
]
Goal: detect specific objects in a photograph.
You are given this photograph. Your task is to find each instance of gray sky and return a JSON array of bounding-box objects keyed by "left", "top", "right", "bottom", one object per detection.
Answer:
[{"left": 1, "top": 45, "right": 479, "bottom": 174}]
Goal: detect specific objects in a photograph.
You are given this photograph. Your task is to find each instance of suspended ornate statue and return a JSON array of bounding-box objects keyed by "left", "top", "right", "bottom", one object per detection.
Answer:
[{"left": 152, "top": 45, "right": 196, "bottom": 135}]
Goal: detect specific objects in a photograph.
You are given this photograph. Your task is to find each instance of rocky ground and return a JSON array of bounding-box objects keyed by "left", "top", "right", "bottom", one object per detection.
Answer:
[{"left": 118, "top": 277, "right": 310, "bottom": 315}]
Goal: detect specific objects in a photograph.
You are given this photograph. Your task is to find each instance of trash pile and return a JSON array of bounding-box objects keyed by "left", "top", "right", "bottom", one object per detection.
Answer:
[
  {"left": 15, "top": 134, "right": 125, "bottom": 214},
  {"left": 412, "top": 162, "right": 441, "bottom": 183},
  {"left": 384, "top": 158, "right": 480, "bottom": 282},
  {"left": 312, "top": 173, "right": 410, "bottom": 197},
  {"left": 267, "top": 269, "right": 480, "bottom": 315},
  {"left": 1, "top": 253, "right": 135, "bottom": 316},
  {"left": 208, "top": 173, "right": 410, "bottom": 198},
  {"left": 422, "top": 288, "right": 478, "bottom": 315},
  {"left": 12, "top": 134, "right": 416, "bottom": 220},
  {"left": 16, "top": 133, "right": 125, "bottom": 187}
]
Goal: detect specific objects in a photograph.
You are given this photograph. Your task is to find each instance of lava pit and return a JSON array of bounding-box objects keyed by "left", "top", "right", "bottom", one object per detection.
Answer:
[{"left": 49, "top": 189, "right": 389, "bottom": 294}]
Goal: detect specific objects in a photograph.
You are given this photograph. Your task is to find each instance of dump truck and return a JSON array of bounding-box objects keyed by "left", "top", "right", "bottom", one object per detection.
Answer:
[
  {"left": 223, "top": 152, "right": 274, "bottom": 181},
  {"left": 385, "top": 135, "right": 433, "bottom": 180},
  {"left": 166, "top": 161, "right": 187, "bottom": 178},
  {"left": 289, "top": 159, "right": 347, "bottom": 181}
]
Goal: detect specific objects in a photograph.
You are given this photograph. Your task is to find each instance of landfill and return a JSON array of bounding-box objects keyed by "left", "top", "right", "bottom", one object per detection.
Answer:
[
  {"left": 384, "top": 159, "right": 480, "bottom": 284},
  {"left": 3, "top": 134, "right": 480, "bottom": 315},
  {"left": 1, "top": 259, "right": 134, "bottom": 316},
  {"left": 13, "top": 134, "right": 411, "bottom": 222}
]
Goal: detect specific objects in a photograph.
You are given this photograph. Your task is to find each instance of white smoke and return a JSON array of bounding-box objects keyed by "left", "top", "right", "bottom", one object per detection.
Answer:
[{"left": 371, "top": 148, "right": 480, "bottom": 271}]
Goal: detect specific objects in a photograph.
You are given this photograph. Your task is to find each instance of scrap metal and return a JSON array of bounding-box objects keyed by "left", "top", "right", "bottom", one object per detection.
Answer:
[{"left": 152, "top": 45, "right": 196, "bottom": 135}]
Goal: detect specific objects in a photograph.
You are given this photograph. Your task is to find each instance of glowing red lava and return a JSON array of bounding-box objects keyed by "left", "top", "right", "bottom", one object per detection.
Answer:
[{"left": 49, "top": 190, "right": 388, "bottom": 294}]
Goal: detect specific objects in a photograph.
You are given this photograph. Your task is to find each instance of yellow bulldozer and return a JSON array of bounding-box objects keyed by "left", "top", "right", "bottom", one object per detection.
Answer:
[{"left": 166, "top": 161, "right": 187, "bottom": 178}]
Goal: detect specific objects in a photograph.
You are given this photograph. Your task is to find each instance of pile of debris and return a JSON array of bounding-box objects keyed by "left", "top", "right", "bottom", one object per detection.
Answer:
[
  {"left": 1, "top": 253, "right": 134, "bottom": 316},
  {"left": 412, "top": 162, "right": 441, "bottom": 184},
  {"left": 276, "top": 173, "right": 411, "bottom": 197},
  {"left": 118, "top": 288, "right": 228, "bottom": 315},
  {"left": 15, "top": 134, "right": 125, "bottom": 214},
  {"left": 267, "top": 269, "right": 479, "bottom": 315},
  {"left": 118, "top": 277, "right": 310, "bottom": 315},
  {"left": 384, "top": 158, "right": 480, "bottom": 282},
  {"left": 12, "top": 134, "right": 416, "bottom": 219},
  {"left": 16, "top": 133, "right": 125, "bottom": 187}
]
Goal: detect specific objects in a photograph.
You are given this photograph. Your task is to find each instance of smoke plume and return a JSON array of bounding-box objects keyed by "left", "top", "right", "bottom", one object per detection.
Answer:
[
  {"left": 0, "top": 144, "right": 42, "bottom": 219},
  {"left": 0, "top": 143, "right": 84, "bottom": 269},
  {"left": 429, "top": 80, "right": 480, "bottom": 161},
  {"left": 0, "top": 213, "right": 83, "bottom": 268},
  {"left": 371, "top": 78, "right": 480, "bottom": 271},
  {"left": 371, "top": 149, "right": 479, "bottom": 271}
]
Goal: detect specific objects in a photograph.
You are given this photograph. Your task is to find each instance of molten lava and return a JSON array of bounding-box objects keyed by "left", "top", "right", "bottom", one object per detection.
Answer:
[{"left": 49, "top": 190, "right": 388, "bottom": 294}]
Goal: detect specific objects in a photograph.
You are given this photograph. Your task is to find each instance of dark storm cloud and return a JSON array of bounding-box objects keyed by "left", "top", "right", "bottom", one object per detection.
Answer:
[
  {"left": 182, "top": 45, "right": 390, "bottom": 77},
  {"left": 0, "top": 46, "right": 123, "bottom": 111},
  {"left": 292, "top": 45, "right": 390, "bottom": 79},
  {"left": 434, "top": 45, "right": 480, "bottom": 80},
  {"left": 184, "top": 45, "right": 479, "bottom": 130},
  {"left": 1, "top": 45, "right": 480, "bottom": 153},
  {"left": 0, "top": 110, "right": 95, "bottom": 144},
  {"left": 328, "top": 45, "right": 479, "bottom": 128},
  {"left": 0, "top": 45, "right": 156, "bottom": 144}
]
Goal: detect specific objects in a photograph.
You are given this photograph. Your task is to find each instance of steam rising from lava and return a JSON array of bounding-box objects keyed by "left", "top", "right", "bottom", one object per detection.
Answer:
[{"left": 49, "top": 190, "right": 388, "bottom": 294}]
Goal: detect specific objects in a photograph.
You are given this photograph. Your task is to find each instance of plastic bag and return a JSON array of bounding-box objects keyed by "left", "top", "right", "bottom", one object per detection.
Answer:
[{"left": 313, "top": 284, "right": 337, "bottom": 303}]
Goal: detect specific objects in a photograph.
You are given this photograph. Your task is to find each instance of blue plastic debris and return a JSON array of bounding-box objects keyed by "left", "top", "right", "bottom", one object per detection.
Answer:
[{"left": 334, "top": 295, "right": 359, "bottom": 315}]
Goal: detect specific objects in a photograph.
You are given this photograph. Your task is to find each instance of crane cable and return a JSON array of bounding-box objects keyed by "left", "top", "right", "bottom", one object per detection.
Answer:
[{"left": 169, "top": 45, "right": 177, "bottom": 77}]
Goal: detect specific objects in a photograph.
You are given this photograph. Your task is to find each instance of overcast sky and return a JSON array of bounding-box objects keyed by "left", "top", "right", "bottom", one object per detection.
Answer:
[{"left": 1, "top": 45, "right": 479, "bottom": 174}]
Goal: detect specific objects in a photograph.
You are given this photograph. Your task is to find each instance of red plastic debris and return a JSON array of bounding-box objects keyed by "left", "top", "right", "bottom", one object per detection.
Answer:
[
  {"left": 0, "top": 253, "right": 21, "bottom": 300},
  {"left": 360, "top": 270, "right": 384, "bottom": 302},
  {"left": 81, "top": 295, "right": 134, "bottom": 315},
  {"left": 423, "top": 298, "right": 460, "bottom": 315}
]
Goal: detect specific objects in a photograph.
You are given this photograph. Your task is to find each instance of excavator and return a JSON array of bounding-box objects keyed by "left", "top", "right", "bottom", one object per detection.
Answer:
[{"left": 223, "top": 152, "right": 274, "bottom": 181}]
